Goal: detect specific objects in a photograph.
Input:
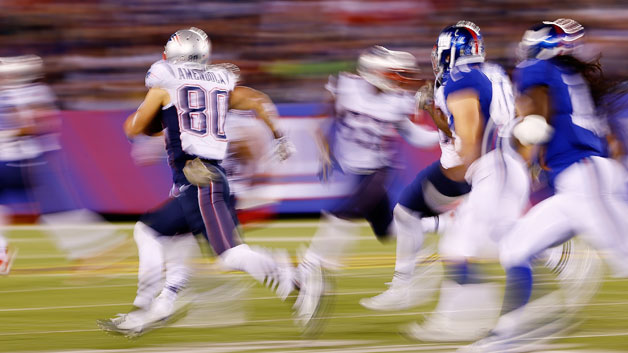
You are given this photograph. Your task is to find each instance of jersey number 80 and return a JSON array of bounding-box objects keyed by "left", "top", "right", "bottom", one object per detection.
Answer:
[{"left": 177, "top": 85, "right": 228, "bottom": 140}]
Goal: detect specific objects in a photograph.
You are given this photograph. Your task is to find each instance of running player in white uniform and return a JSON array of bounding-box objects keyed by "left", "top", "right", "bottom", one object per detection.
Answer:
[
  {"left": 98, "top": 28, "right": 325, "bottom": 336},
  {"left": 360, "top": 28, "right": 484, "bottom": 312},
  {"left": 300, "top": 47, "right": 440, "bottom": 283},
  {"left": 0, "top": 55, "right": 128, "bottom": 275},
  {"left": 462, "top": 19, "right": 628, "bottom": 352}
]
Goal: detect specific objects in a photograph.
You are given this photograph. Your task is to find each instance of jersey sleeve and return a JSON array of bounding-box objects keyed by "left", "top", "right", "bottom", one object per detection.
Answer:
[
  {"left": 514, "top": 59, "right": 551, "bottom": 93},
  {"left": 145, "top": 60, "right": 174, "bottom": 89},
  {"left": 397, "top": 92, "right": 416, "bottom": 117},
  {"left": 324, "top": 74, "right": 338, "bottom": 96},
  {"left": 443, "top": 68, "right": 486, "bottom": 100}
]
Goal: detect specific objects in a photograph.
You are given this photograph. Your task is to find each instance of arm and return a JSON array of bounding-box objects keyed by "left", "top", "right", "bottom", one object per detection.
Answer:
[
  {"left": 516, "top": 86, "right": 550, "bottom": 120},
  {"left": 512, "top": 86, "right": 554, "bottom": 146},
  {"left": 396, "top": 118, "right": 439, "bottom": 147},
  {"left": 123, "top": 87, "right": 169, "bottom": 138},
  {"left": 447, "top": 89, "right": 483, "bottom": 167},
  {"left": 229, "top": 86, "right": 283, "bottom": 138},
  {"left": 429, "top": 108, "right": 453, "bottom": 138},
  {"left": 416, "top": 82, "right": 453, "bottom": 137}
]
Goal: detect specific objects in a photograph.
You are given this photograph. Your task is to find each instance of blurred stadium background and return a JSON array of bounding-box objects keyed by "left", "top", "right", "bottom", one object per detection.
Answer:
[{"left": 1, "top": 1, "right": 628, "bottom": 352}]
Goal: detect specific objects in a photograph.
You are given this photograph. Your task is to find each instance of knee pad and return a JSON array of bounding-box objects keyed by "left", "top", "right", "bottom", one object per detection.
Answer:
[
  {"left": 134, "top": 221, "right": 161, "bottom": 245},
  {"left": 393, "top": 204, "right": 422, "bottom": 230}
]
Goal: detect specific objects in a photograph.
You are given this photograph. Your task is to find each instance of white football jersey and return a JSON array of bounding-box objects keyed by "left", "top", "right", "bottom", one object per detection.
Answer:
[
  {"left": 434, "top": 84, "right": 464, "bottom": 169},
  {"left": 0, "top": 83, "right": 57, "bottom": 161},
  {"left": 146, "top": 60, "right": 237, "bottom": 161},
  {"left": 328, "top": 73, "right": 415, "bottom": 173}
]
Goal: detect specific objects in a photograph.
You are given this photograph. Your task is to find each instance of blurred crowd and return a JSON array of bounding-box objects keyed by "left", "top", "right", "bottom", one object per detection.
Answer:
[{"left": 1, "top": 0, "right": 627, "bottom": 110}]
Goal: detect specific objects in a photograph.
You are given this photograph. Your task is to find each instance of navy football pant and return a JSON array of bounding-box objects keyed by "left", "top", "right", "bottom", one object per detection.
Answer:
[
  {"left": 332, "top": 168, "right": 394, "bottom": 238},
  {"left": 140, "top": 163, "right": 240, "bottom": 255},
  {"left": 398, "top": 161, "right": 471, "bottom": 217}
]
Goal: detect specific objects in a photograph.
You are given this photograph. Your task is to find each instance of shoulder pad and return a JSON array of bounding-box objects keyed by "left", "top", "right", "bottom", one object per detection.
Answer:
[
  {"left": 211, "top": 63, "right": 240, "bottom": 82},
  {"left": 145, "top": 60, "right": 176, "bottom": 89}
]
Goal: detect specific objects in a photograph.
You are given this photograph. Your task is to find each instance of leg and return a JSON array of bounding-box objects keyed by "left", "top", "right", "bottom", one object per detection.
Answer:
[
  {"left": 193, "top": 163, "right": 295, "bottom": 299},
  {"left": 361, "top": 162, "right": 470, "bottom": 311},
  {"left": 493, "top": 194, "right": 576, "bottom": 337},
  {"left": 409, "top": 152, "right": 529, "bottom": 341},
  {"left": 302, "top": 170, "right": 391, "bottom": 271},
  {"left": 30, "top": 151, "right": 127, "bottom": 261}
]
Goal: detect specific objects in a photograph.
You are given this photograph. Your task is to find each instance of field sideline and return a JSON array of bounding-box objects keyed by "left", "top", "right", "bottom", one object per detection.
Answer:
[{"left": 1, "top": 220, "right": 627, "bottom": 352}]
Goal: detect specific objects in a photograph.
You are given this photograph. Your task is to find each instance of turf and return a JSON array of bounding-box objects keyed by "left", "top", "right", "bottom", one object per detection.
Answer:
[{"left": 1, "top": 220, "right": 627, "bottom": 352}]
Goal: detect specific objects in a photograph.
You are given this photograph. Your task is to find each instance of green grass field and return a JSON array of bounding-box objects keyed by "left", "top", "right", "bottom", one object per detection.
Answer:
[{"left": 1, "top": 220, "right": 627, "bottom": 352}]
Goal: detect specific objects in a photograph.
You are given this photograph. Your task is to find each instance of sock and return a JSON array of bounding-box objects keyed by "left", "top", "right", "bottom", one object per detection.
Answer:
[
  {"left": 132, "top": 222, "right": 165, "bottom": 309},
  {"left": 39, "top": 209, "right": 127, "bottom": 260},
  {"left": 501, "top": 266, "right": 533, "bottom": 315},
  {"left": 219, "top": 244, "right": 288, "bottom": 293},
  {"left": 302, "top": 211, "right": 358, "bottom": 269},
  {"left": 420, "top": 216, "right": 439, "bottom": 234},
  {"left": 446, "top": 261, "right": 470, "bottom": 285},
  {"left": 392, "top": 205, "right": 424, "bottom": 285},
  {"left": 163, "top": 233, "right": 199, "bottom": 294}
]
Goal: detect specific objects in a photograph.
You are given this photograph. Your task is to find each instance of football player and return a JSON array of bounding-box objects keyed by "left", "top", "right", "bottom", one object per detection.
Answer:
[
  {"left": 0, "top": 55, "right": 128, "bottom": 275},
  {"left": 400, "top": 20, "right": 533, "bottom": 341},
  {"left": 462, "top": 19, "right": 628, "bottom": 352},
  {"left": 300, "top": 46, "right": 442, "bottom": 296},
  {"left": 98, "top": 27, "right": 325, "bottom": 337}
]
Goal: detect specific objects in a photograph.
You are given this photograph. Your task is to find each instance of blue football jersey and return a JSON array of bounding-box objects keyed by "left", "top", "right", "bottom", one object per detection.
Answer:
[
  {"left": 444, "top": 64, "right": 493, "bottom": 126},
  {"left": 514, "top": 59, "right": 605, "bottom": 183},
  {"left": 443, "top": 62, "right": 515, "bottom": 155}
]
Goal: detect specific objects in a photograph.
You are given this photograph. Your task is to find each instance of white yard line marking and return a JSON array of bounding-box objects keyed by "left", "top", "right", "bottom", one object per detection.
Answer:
[
  {"left": 0, "top": 303, "right": 129, "bottom": 312},
  {"left": 0, "top": 283, "right": 135, "bottom": 294}
]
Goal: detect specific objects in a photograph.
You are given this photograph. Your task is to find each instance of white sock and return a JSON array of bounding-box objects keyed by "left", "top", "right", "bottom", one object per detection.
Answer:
[
  {"left": 163, "top": 233, "right": 199, "bottom": 294},
  {"left": 0, "top": 206, "right": 10, "bottom": 250},
  {"left": 420, "top": 216, "right": 439, "bottom": 234},
  {"left": 39, "top": 209, "right": 127, "bottom": 260},
  {"left": 302, "top": 211, "right": 358, "bottom": 269},
  {"left": 392, "top": 205, "right": 424, "bottom": 285},
  {"left": 133, "top": 222, "right": 165, "bottom": 309},
  {"left": 433, "top": 280, "right": 500, "bottom": 325},
  {"left": 219, "top": 244, "right": 278, "bottom": 284}
]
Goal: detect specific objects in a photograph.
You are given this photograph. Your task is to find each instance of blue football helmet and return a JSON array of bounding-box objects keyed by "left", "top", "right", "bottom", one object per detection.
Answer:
[
  {"left": 431, "top": 20, "right": 485, "bottom": 83},
  {"left": 517, "top": 18, "right": 584, "bottom": 61}
]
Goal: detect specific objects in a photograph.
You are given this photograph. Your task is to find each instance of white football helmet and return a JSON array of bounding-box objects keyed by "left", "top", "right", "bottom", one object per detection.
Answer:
[
  {"left": 0, "top": 55, "right": 44, "bottom": 86},
  {"left": 357, "top": 46, "right": 419, "bottom": 92},
  {"left": 163, "top": 27, "right": 211, "bottom": 65}
]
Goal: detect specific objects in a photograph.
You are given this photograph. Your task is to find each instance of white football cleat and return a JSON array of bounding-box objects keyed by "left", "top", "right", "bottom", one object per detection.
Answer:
[
  {"left": 0, "top": 247, "right": 17, "bottom": 275},
  {"left": 97, "top": 309, "right": 148, "bottom": 336},
  {"left": 293, "top": 258, "right": 330, "bottom": 335},
  {"left": 273, "top": 250, "right": 297, "bottom": 301},
  {"left": 360, "top": 260, "right": 442, "bottom": 311},
  {"left": 403, "top": 315, "right": 489, "bottom": 342}
]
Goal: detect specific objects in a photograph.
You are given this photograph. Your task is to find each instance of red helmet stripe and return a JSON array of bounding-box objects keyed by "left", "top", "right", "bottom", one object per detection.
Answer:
[{"left": 467, "top": 28, "right": 479, "bottom": 54}]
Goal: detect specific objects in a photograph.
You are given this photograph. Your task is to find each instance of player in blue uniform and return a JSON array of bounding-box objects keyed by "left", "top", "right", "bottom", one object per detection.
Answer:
[
  {"left": 362, "top": 22, "right": 492, "bottom": 311},
  {"left": 393, "top": 22, "right": 534, "bottom": 341},
  {"left": 462, "top": 19, "right": 628, "bottom": 352}
]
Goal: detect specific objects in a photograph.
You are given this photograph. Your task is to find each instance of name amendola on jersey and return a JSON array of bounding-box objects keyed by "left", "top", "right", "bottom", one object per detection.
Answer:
[{"left": 145, "top": 60, "right": 237, "bottom": 161}]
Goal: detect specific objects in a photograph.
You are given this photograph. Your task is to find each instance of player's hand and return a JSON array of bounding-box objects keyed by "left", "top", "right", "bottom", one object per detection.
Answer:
[
  {"left": 318, "top": 151, "right": 334, "bottom": 183},
  {"left": 183, "top": 158, "right": 221, "bottom": 186},
  {"left": 415, "top": 82, "right": 435, "bottom": 115},
  {"left": 130, "top": 134, "right": 166, "bottom": 166},
  {"left": 272, "top": 136, "right": 296, "bottom": 162}
]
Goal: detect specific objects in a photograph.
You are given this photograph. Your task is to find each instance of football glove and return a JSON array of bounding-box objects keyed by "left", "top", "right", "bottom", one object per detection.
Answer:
[
  {"left": 415, "top": 82, "right": 435, "bottom": 114},
  {"left": 130, "top": 134, "right": 166, "bottom": 166},
  {"left": 272, "top": 136, "right": 296, "bottom": 162}
]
